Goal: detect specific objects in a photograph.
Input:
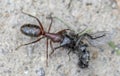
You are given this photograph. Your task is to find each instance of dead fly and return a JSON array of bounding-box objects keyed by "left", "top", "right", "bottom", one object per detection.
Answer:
[
  {"left": 75, "top": 30, "right": 115, "bottom": 68},
  {"left": 74, "top": 33, "right": 105, "bottom": 68}
]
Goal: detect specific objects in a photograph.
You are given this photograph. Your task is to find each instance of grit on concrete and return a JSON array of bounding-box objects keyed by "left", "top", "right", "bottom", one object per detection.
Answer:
[{"left": 0, "top": 0, "right": 120, "bottom": 76}]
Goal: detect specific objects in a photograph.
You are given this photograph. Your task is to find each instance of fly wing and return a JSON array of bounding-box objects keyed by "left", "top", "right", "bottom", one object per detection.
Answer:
[{"left": 87, "top": 31, "right": 116, "bottom": 46}]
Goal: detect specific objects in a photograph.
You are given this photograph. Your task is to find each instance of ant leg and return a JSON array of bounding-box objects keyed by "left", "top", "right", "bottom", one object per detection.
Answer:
[
  {"left": 16, "top": 37, "right": 45, "bottom": 50},
  {"left": 47, "top": 14, "right": 53, "bottom": 32},
  {"left": 84, "top": 33, "right": 105, "bottom": 39},
  {"left": 46, "top": 38, "right": 49, "bottom": 67},
  {"left": 67, "top": 50, "right": 72, "bottom": 61},
  {"left": 54, "top": 45, "right": 63, "bottom": 50},
  {"left": 54, "top": 45, "right": 72, "bottom": 61},
  {"left": 49, "top": 40, "right": 55, "bottom": 57},
  {"left": 57, "top": 29, "right": 71, "bottom": 34},
  {"left": 21, "top": 11, "right": 44, "bottom": 34},
  {"left": 45, "top": 16, "right": 53, "bottom": 66}
]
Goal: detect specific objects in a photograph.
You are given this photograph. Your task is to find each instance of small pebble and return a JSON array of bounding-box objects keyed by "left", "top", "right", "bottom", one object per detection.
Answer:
[{"left": 36, "top": 67, "right": 45, "bottom": 76}]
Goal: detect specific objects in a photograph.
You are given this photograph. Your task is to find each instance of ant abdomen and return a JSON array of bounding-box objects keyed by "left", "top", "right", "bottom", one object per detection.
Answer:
[{"left": 21, "top": 24, "right": 41, "bottom": 37}]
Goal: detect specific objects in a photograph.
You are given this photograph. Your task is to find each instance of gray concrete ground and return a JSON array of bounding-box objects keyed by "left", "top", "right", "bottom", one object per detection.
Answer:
[{"left": 0, "top": 0, "right": 120, "bottom": 76}]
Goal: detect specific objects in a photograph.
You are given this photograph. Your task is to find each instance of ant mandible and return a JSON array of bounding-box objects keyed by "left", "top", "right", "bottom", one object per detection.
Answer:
[{"left": 16, "top": 11, "right": 70, "bottom": 66}]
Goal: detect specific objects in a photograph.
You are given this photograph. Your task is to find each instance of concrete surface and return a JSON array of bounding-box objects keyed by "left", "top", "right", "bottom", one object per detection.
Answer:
[{"left": 0, "top": 0, "right": 120, "bottom": 76}]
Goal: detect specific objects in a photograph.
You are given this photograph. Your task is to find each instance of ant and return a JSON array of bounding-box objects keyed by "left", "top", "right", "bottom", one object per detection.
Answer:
[{"left": 16, "top": 11, "right": 71, "bottom": 66}]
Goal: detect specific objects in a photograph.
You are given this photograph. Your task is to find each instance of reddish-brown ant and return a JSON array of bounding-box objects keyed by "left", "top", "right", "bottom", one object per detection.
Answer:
[{"left": 16, "top": 12, "right": 71, "bottom": 66}]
